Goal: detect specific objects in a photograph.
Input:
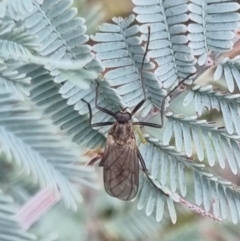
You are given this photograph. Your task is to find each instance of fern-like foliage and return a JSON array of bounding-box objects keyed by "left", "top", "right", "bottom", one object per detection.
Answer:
[
  {"left": 60, "top": 78, "right": 122, "bottom": 134},
  {"left": 0, "top": 0, "right": 105, "bottom": 214},
  {"left": 23, "top": 64, "right": 106, "bottom": 148},
  {"left": 22, "top": 0, "right": 100, "bottom": 81},
  {"left": 90, "top": 0, "right": 240, "bottom": 225},
  {"left": 133, "top": 0, "right": 196, "bottom": 88},
  {"left": 140, "top": 134, "right": 240, "bottom": 224},
  {"left": 214, "top": 56, "right": 240, "bottom": 93},
  {"left": 0, "top": 9, "right": 115, "bottom": 241},
  {"left": 91, "top": 14, "right": 167, "bottom": 116},
  {"left": 0, "top": 86, "right": 98, "bottom": 209},
  {"left": 21, "top": 0, "right": 124, "bottom": 139},
  {"left": 184, "top": 85, "right": 240, "bottom": 135},
  {"left": 188, "top": 0, "right": 239, "bottom": 65},
  {"left": 89, "top": 2, "right": 240, "bottom": 225},
  {"left": 162, "top": 113, "right": 240, "bottom": 174},
  {"left": 0, "top": 0, "right": 44, "bottom": 20}
]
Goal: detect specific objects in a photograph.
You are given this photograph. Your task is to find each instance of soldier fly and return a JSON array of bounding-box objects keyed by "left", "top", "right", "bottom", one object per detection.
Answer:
[{"left": 82, "top": 27, "right": 194, "bottom": 200}]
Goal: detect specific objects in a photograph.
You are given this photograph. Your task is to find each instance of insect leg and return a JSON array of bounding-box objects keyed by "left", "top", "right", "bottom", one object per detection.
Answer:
[
  {"left": 82, "top": 99, "right": 114, "bottom": 127},
  {"left": 159, "top": 73, "right": 195, "bottom": 126},
  {"left": 137, "top": 149, "right": 169, "bottom": 196},
  {"left": 86, "top": 154, "right": 103, "bottom": 166},
  {"left": 82, "top": 99, "right": 93, "bottom": 123},
  {"left": 132, "top": 74, "right": 195, "bottom": 125},
  {"left": 131, "top": 99, "right": 146, "bottom": 116},
  {"left": 132, "top": 122, "right": 162, "bottom": 128},
  {"left": 92, "top": 122, "right": 114, "bottom": 127},
  {"left": 95, "top": 81, "right": 115, "bottom": 117}
]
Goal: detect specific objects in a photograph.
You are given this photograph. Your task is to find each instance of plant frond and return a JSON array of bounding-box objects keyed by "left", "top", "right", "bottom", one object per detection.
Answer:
[
  {"left": 0, "top": 38, "right": 94, "bottom": 73},
  {"left": 2, "top": 0, "right": 44, "bottom": 20},
  {"left": 133, "top": 0, "right": 196, "bottom": 89},
  {"left": 138, "top": 174, "right": 178, "bottom": 223},
  {"left": 193, "top": 171, "right": 240, "bottom": 224},
  {"left": 0, "top": 39, "right": 33, "bottom": 61},
  {"left": 0, "top": 20, "right": 38, "bottom": 63},
  {"left": 188, "top": 0, "right": 239, "bottom": 65},
  {"left": 0, "top": 87, "right": 98, "bottom": 210},
  {"left": 184, "top": 85, "right": 240, "bottom": 135},
  {"left": 60, "top": 78, "right": 122, "bottom": 134},
  {"left": 1, "top": 0, "right": 240, "bottom": 229},
  {"left": 140, "top": 134, "right": 240, "bottom": 223},
  {"left": 163, "top": 112, "right": 240, "bottom": 174},
  {"left": 21, "top": 64, "right": 106, "bottom": 149},
  {"left": 0, "top": 21, "right": 37, "bottom": 49},
  {"left": 137, "top": 135, "right": 207, "bottom": 223},
  {"left": 91, "top": 14, "right": 167, "bottom": 115},
  {"left": 0, "top": 19, "right": 94, "bottom": 78},
  {"left": 214, "top": 57, "right": 240, "bottom": 93},
  {"left": 139, "top": 134, "right": 205, "bottom": 197},
  {"left": 0, "top": 59, "right": 31, "bottom": 100},
  {"left": 22, "top": 0, "right": 102, "bottom": 86}
]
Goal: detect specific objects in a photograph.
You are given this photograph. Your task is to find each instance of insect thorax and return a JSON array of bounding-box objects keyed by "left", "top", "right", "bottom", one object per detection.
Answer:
[{"left": 110, "top": 122, "right": 134, "bottom": 145}]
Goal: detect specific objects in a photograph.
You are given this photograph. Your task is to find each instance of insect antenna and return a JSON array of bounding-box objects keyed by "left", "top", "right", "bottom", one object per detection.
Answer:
[
  {"left": 130, "top": 26, "right": 152, "bottom": 116},
  {"left": 139, "top": 26, "right": 151, "bottom": 101},
  {"left": 134, "top": 26, "right": 195, "bottom": 124}
]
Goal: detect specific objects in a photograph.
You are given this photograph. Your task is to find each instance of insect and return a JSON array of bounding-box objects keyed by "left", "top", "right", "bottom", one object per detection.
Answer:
[{"left": 82, "top": 28, "right": 194, "bottom": 200}]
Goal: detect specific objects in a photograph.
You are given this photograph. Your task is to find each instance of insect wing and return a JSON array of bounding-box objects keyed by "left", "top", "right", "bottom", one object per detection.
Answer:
[{"left": 101, "top": 135, "right": 139, "bottom": 200}]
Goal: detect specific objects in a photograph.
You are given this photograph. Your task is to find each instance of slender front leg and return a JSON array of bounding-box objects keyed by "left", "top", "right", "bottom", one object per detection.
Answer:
[
  {"left": 132, "top": 122, "right": 162, "bottom": 128},
  {"left": 137, "top": 149, "right": 169, "bottom": 197},
  {"left": 82, "top": 99, "right": 114, "bottom": 127},
  {"left": 82, "top": 99, "right": 93, "bottom": 124},
  {"left": 95, "top": 81, "right": 115, "bottom": 117},
  {"left": 92, "top": 122, "right": 114, "bottom": 127},
  {"left": 131, "top": 98, "right": 147, "bottom": 116}
]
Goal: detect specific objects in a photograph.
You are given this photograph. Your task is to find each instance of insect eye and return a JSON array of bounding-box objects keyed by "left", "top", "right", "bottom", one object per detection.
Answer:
[
  {"left": 115, "top": 112, "right": 121, "bottom": 120},
  {"left": 125, "top": 112, "right": 131, "bottom": 121},
  {"left": 115, "top": 112, "right": 131, "bottom": 122}
]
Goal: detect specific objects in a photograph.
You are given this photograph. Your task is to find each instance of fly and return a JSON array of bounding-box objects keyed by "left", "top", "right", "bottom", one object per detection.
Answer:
[{"left": 82, "top": 27, "right": 194, "bottom": 200}]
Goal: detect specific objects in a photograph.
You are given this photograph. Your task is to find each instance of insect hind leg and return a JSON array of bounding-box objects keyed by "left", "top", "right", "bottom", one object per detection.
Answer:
[
  {"left": 137, "top": 149, "right": 169, "bottom": 197},
  {"left": 159, "top": 73, "right": 195, "bottom": 126}
]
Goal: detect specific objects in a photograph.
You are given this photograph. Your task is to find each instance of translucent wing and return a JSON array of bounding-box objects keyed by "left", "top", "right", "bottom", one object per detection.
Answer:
[{"left": 100, "top": 134, "right": 139, "bottom": 200}]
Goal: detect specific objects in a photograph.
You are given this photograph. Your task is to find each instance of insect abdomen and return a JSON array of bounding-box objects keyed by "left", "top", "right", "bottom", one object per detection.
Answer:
[{"left": 102, "top": 128, "right": 139, "bottom": 200}]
